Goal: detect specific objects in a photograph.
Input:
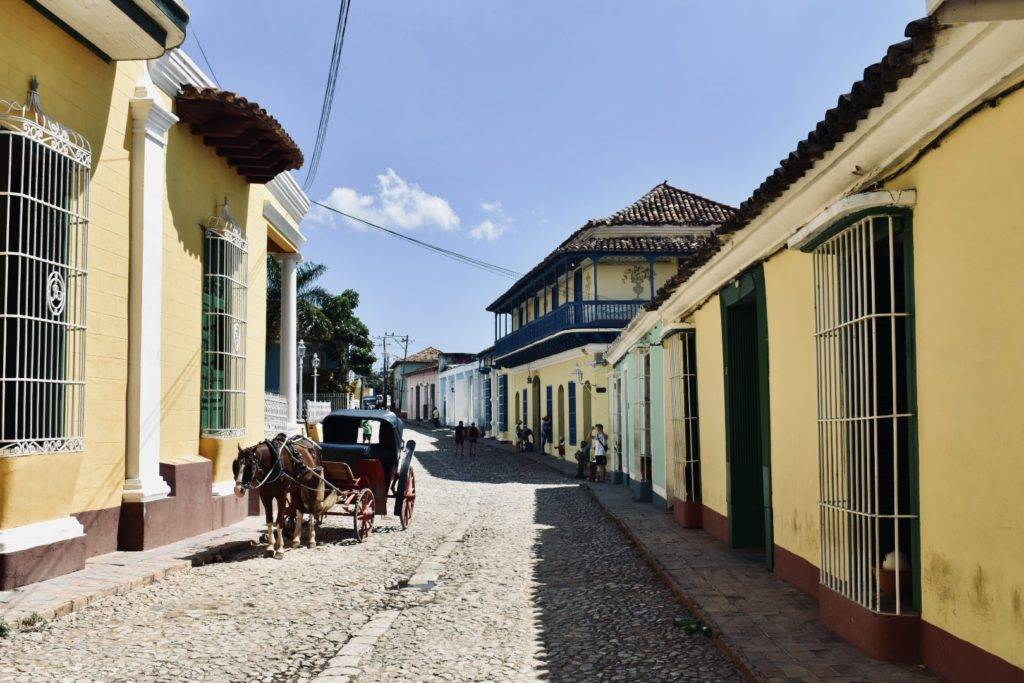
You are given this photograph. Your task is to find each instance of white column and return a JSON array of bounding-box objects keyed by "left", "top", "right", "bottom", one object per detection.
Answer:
[
  {"left": 123, "top": 66, "right": 176, "bottom": 504},
  {"left": 277, "top": 252, "right": 301, "bottom": 432}
]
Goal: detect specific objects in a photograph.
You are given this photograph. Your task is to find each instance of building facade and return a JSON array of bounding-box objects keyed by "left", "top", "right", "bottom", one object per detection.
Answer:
[
  {"left": 605, "top": 9, "right": 1024, "bottom": 679},
  {"left": 0, "top": 1, "right": 310, "bottom": 589},
  {"left": 487, "top": 183, "right": 732, "bottom": 460}
]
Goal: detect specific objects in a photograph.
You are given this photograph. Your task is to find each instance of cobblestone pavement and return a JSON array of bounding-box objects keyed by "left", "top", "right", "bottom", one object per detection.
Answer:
[{"left": 0, "top": 428, "right": 739, "bottom": 682}]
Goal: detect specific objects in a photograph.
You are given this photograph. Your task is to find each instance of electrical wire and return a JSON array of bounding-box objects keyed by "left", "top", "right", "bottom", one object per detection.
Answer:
[
  {"left": 312, "top": 200, "right": 522, "bottom": 279},
  {"left": 190, "top": 26, "right": 221, "bottom": 88},
  {"left": 304, "top": 0, "right": 352, "bottom": 190}
]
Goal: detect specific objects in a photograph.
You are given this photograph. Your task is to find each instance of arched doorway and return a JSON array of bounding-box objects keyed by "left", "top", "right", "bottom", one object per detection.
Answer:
[
  {"left": 582, "top": 381, "right": 592, "bottom": 441},
  {"left": 531, "top": 376, "right": 541, "bottom": 446},
  {"left": 557, "top": 385, "right": 565, "bottom": 455}
]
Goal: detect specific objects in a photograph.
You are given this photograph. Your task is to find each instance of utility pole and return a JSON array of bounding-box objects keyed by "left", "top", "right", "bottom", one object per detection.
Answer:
[{"left": 377, "top": 333, "right": 410, "bottom": 413}]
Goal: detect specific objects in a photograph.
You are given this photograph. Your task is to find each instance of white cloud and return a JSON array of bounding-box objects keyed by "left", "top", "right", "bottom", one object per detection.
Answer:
[
  {"left": 470, "top": 200, "right": 511, "bottom": 241},
  {"left": 314, "top": 168, "right": 460, "bottom": 232}
]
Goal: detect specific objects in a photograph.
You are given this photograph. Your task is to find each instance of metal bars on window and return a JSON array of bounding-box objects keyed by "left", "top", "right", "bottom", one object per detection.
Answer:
[
  {"left": 201, "top": 203, "right": 248, "bottom": 438},
  {"left": 812, "top": 213, "right": 916, "bottom": 615},
  {"left": 631, "top": 347, "right": 652, "bottom": 483},
  {"left": 0, "top": 101, "right": 90, "bottom": 456},
  {"left": 669, "top": 331, "right": 701, "bottom": 503}
]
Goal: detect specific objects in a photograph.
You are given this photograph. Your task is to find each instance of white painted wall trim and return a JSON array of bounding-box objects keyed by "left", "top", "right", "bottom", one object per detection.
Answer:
[
  {"left": 787, "top": 190, "right": 916, "bottom": 250},
  {"left": 263, "top": 200, "right": 306, "bottom": 250},
  {"left": 0, "top": 516, "right": 84, "bottom": 554},
  {"left": 124, "top": 64, "right": 173, "bottom": 504},
  {"left": 606, "top": 309, "right": 659, "bottom": 365},
  {"left": 149, "top": 49, "right": 216, "bottom": 97},
  {"left": 494, "top": 330, "right": 619, "bottom": 365},
  {"left": 266, "top": 173, "right": 311, "bottom": 227}
]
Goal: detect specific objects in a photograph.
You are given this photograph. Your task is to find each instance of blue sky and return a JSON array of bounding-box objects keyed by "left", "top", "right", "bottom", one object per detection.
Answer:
[{"left": 184, "top": 1, "right": 922, "bottom": 361}]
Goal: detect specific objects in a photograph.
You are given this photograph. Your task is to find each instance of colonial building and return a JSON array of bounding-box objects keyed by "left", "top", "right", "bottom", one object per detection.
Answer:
[
  {"left": 605, "top": 7, "right": 1024, "bottom": 679},
  {"left": 487, "top": 183, "right": 732, "bottom": 458},
  {"left": 0, "top": 1, "right": 310, "bottom": 588},
  {"left": 393, "top": 347, "right": 474, "bottom": 420},
  {"left": 439, "top": 349, "right": 493, "bottom": 430}
]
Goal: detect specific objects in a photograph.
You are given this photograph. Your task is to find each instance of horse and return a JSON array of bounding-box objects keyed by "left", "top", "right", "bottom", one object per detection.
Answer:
[
  {"left": 233, "top": 436, "right": 292, "bottom": 558},
  {"left": 279, "top": 435, "right": 338, "bottom": 548}
]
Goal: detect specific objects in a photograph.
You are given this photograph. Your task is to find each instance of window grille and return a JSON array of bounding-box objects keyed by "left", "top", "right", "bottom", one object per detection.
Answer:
[
  {"left": 0, "top": 96, "right": 90, "bottom": 456},
  {"left": 609, "top": 371, "right": 621, "bottom": 471},
  {"left": 668, "top": 331, "right": 701, "bottom": 502},
  {"left": 812, "top": 213, "right": 917, "bottom": 614},
  {"left": 201, "top": 201, "right": 248, "bottom": 437},
  {"left": 631, "top": 347, "right": 652, "bottom": 482}
]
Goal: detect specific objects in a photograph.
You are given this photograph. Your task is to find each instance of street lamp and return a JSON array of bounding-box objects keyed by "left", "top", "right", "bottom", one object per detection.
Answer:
[
  {"left": 312, "top": 352, "right": 320, "bottom": 402},
  {"left": 297, "top": 339, "right": 307, "bottom": 421}
]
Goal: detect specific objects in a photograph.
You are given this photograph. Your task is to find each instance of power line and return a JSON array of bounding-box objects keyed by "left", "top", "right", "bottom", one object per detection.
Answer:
[
  {"left": 190, "top": 26, "right": 220, "bottom": 88},
  {"left": 304, "top": 0, "right": 353, "bottom": 190},
  {"left": 312, "top": 200, "right": 522, "bottom": 279}
]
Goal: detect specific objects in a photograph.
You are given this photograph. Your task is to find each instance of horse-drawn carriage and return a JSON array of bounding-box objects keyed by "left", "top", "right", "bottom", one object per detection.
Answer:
[{"left": 233, "top": 409, "right": 417, "bottom": 556}]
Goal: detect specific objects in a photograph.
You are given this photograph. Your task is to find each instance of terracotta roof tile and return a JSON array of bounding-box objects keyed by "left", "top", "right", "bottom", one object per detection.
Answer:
[{"left": 586, "top": 182, "right": 735, "bottom": 228}]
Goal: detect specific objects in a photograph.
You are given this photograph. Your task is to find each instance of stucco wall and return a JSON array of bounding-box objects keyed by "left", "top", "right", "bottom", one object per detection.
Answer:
[
  {"left": 882, "top": 83, "right": 1024, "bottom": 668},
  {"left": 762, "top": 249, "right": 820, "bottom": 567},
  {"left": 0, "top": 2, "right": 134, "bottom": 527},
  {"left": 692, "top": 298, "right": 727, "bottom": 517}
]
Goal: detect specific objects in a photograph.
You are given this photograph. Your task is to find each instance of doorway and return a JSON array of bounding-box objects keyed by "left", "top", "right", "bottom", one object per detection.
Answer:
[
  {"left": 531, "top": 376, "right": 541, "bottom": 445},
  {"left": 557, "top": 385, "right": 565, "bottom": 454},
  {"left": 720, "top": 267, "right": 773, "bottom": 568}
]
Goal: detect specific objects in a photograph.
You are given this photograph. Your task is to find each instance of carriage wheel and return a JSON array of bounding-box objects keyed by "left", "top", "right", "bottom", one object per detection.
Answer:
[
  {"left": 352, "top": 488, "right": 375, "bottom": 542},
  {"left": 400, "top": 467, "right": 416, "bottom": 530}
]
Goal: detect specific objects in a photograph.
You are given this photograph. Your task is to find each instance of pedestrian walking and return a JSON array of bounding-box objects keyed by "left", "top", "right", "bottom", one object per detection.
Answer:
[
  {"left": 541, "top": 415, "right": 553, "bottom": 453},
  {"left": 522, "top": 425, "right": 534, "bottom": 452},
  {"left": 361, "top": 419, "right": 372, "bottom": 444},
  {"left": 514, "top": 421, "right": 524, "bottom": 453},
  {"left": 574, "top": 438, "right": 591, "bottom": 479},
  {"left": 556, "top": 437, "right": 565, "bottom": 459},
  {"left": 467, "top": 422, "right": 480, "bottom": 456},
  {"left": 432, "top": 407, "right": 440, "bottom": 427},
  {"left": 591, "top": 424, "right": 608, "bottom": 482},
  {"left": 454, "top": 420, "right": 466, "bottom": 455}
]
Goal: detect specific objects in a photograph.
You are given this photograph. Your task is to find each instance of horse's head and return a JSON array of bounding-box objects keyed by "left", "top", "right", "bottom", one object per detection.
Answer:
[{"left": 233, "top": 442, "right": 265, "bottom": 497}]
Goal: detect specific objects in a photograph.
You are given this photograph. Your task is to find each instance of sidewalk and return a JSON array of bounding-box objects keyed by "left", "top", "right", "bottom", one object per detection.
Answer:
[
  {"left": 0, "top": 517, "right": 263, "bottom": 630},
  {"left": 489, "top": 439, "right": 937, "bottom": 682}
]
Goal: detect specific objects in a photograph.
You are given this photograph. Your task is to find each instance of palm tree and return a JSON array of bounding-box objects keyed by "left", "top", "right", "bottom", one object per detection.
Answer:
[{"left": 266, "top": 256, "right": 332, "bottom": 343}]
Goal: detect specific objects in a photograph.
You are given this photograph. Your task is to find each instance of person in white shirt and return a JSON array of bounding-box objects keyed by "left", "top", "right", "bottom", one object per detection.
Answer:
[{"left": 591, "top": 424, "right": 608, "bottom": 482}]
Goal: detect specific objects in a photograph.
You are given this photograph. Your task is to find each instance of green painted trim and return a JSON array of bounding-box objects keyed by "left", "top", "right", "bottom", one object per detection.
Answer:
[
  {"left": 798, "top": 206, "right": 912, "bottom": 253},
  {"left": 23, "top": 0, "right": 112, "bottom": 62},
  {"left": 150, "top": 0, "right": 189, "bottom": 33},
  {"left": 719, "top": 265, "right": 774, "bottom": 569},
  {"left": 109, "top": 0, "right": 167, "bottom": 48},
  {"left": 899, "top": 214, "right": 922, "bottom": 613}
]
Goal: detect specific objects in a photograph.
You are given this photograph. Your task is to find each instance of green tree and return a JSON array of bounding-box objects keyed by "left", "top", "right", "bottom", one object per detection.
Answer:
[
  {"left": 266, "top": 256, "right": 332, "bottom": 342},
  {"left": 266, "top": 257, "right": 376, "bottom": 394}
]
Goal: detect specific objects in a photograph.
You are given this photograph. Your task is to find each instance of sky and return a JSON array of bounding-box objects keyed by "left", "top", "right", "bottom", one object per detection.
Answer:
[{"left": 183, "top": 0, "right": 923, "bottom": 364}]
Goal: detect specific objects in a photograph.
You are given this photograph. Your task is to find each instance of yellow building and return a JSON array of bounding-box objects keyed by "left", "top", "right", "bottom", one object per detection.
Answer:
[
  {"left": 487, "top": 183, "right": 732, "bottom": 460},
  {"left": 0, "top": 1, "right": 311, "bottom": 589},
  {"left": 607, "top": 7, "right": 1024, "bottom": 679}
]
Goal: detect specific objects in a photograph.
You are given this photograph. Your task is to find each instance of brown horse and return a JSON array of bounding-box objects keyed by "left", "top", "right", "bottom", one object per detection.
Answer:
[
  {"left": 279, "top": 435, "right": 338, "bottom": 548},
  {"left": 233, "top": 436, "right": 291, "bottom": 558}
]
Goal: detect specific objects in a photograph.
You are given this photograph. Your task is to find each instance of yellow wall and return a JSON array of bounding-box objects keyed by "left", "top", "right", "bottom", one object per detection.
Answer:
[
  {"left": 691, "top": 298, "right": 727, "bottom": 516},
  {"left": 495, "top": 352, "right": 609, "bottom": 455},
  {"left": 762, "top": 249, "right": 820, "bottom": 566},
  {"left": 0, "top": 3, "right": 134, "bottom": 526},
  {"left": 882, "top": 83, "right": 1024, "bottom": 667}
]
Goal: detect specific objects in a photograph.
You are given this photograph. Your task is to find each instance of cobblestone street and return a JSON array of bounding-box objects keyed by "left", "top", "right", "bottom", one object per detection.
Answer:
[{"left": 0, "top": 427, "right": 738, "bottom": 682}]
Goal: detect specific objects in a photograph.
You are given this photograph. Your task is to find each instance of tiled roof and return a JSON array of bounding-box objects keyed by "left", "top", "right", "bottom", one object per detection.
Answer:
[
  {"left": 586, "top": 182, "right": 735, "bottom": 228},
  {"left": 175, "top": 84, "right": 304, "bottom": 183},
  {"left": 487, "top": 183, "right": 733, "bottom": 311},
  {"left": 404, "top": 347, "right": 440, "bottom": 363},
  {"left": 645, "top": 16, "right": 938, "bottom": 312}
]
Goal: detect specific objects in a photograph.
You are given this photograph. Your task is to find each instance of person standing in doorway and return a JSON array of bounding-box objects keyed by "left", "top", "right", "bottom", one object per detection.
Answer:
[
  {"left": 454, "top": 420, "right": 466, "bottom": 456},
  {"left": 541, "top": 414, "right": 553, "bottom": 454},
  {"left": 592, "top": 424, "right": 608, "bottom": 482},
  {"left": 574, "top": 438, "right": 591, "bottom": 479},
  {"left": 467, "top": 422, "right": 480, "bottom": 456}
]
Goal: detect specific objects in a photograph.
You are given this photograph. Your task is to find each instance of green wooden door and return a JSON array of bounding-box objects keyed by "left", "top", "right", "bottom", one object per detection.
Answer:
[{"left": 720, "top": 267, "right": 773, "bottom": 568}]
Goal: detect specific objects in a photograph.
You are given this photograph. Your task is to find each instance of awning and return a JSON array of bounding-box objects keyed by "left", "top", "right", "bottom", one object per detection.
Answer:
[{"left": 30, "top": 0, "right": 188, "bottom": 61}]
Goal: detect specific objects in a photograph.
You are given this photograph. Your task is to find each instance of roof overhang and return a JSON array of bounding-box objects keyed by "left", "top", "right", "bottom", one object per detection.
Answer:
[
  {"left": 29, "top": 0, "right": 188, "bottom": 61},
  {"left": 656, "top": 18, "right": 1024, "bottom": 325},
  {"left": 175, "top": 84, "right": 304, "bottom": 184},
  {"left": 927, "top": 0, "right": 1024, "bottom": 23}
]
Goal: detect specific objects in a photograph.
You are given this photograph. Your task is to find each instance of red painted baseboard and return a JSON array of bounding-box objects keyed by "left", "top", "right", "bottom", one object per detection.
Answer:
[
  {"left": 920, "top": 619, "right": 1024, "bottom": 682},
  {"left": 702, "top": 504, "right": 728, "bottom": 543},
  {"left": 773, "top": 544, "right": 819, "bottom": 598}
]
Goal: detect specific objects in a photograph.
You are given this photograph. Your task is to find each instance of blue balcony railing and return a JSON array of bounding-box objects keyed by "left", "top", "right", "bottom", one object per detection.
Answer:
[{"left": 494, "top": 300, "right": 644, "bottom": 359}]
